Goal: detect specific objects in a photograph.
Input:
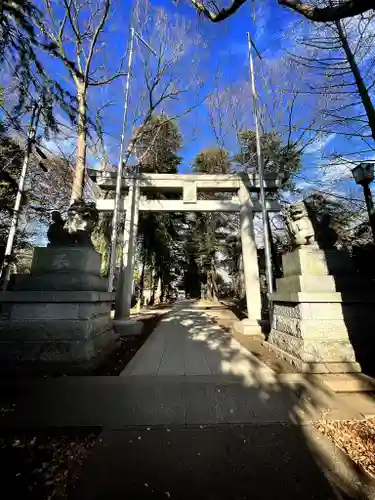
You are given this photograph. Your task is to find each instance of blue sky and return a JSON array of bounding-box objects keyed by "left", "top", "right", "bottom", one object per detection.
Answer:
[
  {"left": 37, "top": 0, "right": 298, "bottom": 167},
  {"left": 16, "top": 0, "right": 375, "bottom": 203},
  {"left": 152, "top": 0, "right": 294, "bottom": 170}
]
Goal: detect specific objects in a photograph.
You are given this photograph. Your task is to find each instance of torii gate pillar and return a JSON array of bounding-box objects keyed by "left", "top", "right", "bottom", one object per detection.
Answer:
[{"left": 237, "top": 184, "right": 264, "bottom": 338}]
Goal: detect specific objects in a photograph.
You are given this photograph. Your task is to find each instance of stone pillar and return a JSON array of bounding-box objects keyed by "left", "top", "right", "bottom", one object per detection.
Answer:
[
  {"left": 268, "top": 247, "right": 363, "bottom": 373},
  {"left": 114, "top": 178, "right": 140, "bottom": 332},
  {"left": 236, "top": 184, "right": 263, "bottom": 337}
]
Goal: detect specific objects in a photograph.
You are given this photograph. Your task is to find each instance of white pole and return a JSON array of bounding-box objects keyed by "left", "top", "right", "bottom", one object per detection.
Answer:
[
  {"left": 108, "top": 27, "right": 135, "bottom": 292},
  {"left": 246, "top": 32, "right": 273, "bottom": 294},
  {"left": 1, "top": 103, "right": 40, "bottom": 290}
]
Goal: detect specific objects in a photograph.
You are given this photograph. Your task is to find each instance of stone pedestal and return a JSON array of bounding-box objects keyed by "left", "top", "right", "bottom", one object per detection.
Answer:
[
  {"left": 233, "top": 319, "right": 265, "bottom": 339},
  {"left": 113, "top": 318, "right": 143, "bottom": 336},
  {"left": 0, "top": 247, "right": 116, "bottom": 371},
  {"left": 268, "top": 247, "right": 373, "bottom": 373}
]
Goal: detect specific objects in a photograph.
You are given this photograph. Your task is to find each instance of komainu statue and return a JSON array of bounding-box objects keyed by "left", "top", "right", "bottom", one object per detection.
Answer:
[
  {"left": 64, "top": 199, "right": 99, "bottom": 247},
  {"left": 47, "top": 211, "right": 72, "bottom": 246},
  {"left": 285, "top": 201, "right": 316, "bottom": 247},
  {"left": 47, "top": 199, "right": 99, "bottom": 248}
]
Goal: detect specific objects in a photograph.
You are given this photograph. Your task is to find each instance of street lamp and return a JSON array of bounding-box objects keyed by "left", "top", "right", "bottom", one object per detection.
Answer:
[{"left": 352, "top": 162, "right": 375, "bottom": 241}]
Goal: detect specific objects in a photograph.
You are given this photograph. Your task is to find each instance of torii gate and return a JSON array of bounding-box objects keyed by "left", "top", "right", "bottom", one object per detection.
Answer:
[{"left": 89, "top": 170, "right": 282, "bottom": 336}]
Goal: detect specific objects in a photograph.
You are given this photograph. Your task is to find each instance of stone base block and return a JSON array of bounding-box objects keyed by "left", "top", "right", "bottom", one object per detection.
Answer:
[
  {"left": 268, "top": 328, "right": 357, "bottom": 363},
  {"left": 113, "top": 318, "right": 143, "bottom": 336},
  {"left": 282, "top": 247, "right": 352, "bottom": 277},
  {"left": 266, "top": 341, "right": 361, "bottom": 374},
  {"left": 12, "top": 246, "right": 108, "bottom": 292},
  {"left": 276, "top": 275, "right": 368, "bottom": 293},
  {"left": 0, "top": 328, "right": 117, "bottom": 363},
  {"left": 233, "top": 319, "right": 265, "bottom": 339},
  {"left": 0, "top": 315, "right": 112, "bottom": 341},
  {"left": 31, "top": 247, "right": 102, "bottom": 275},
  {"left": 13, "top": 273, "right": 108, "bottom": 291},
  {"left": 272, "top": 301, "right": 375, "bottom": 320},
  {"left": 0, "top": 289, "right": 117, "bottom": 370},
  {"left": 267, "top": 246, "right": 372, "bottom": 374},
  {"left": 272, "top": 316, "right": 360, "bottom": 339}
]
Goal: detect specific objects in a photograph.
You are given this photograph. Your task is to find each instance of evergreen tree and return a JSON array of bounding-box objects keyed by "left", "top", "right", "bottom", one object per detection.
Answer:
[{"left": 183, "top": 147, "right": 231, "bottom": 301}]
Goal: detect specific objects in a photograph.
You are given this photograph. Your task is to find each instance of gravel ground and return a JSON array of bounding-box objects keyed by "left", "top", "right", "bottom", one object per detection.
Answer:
[
  {"left": 0, "top": 430, "right": 100, "bottom": 499},
  {"left": 316, "top": 418, "right": 375, "bottom": 477}
]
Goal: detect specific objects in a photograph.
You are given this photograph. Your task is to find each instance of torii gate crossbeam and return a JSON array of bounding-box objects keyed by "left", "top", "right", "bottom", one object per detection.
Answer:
[{"left": 89, "top": 170, "right": 282, "bottom": 337}]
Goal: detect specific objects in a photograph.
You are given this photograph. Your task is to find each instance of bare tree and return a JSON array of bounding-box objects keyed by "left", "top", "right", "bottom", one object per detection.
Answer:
[
  {"left": 207, "top": 55, "right": 323, "bottom": 165},
  {"left": 184, "top": 0, "right": 374, "bottom": 24},
  {"left": 290, "top": 8, "right": 375, "bottom": 146},
  {"left": 40, "top": 0, "right": 127, "bottom": 202},
  {"left": 120, "top": 0, "right": 207, "bottom": 170},
  {"left": 207, "top": 73, "right": 251, "bottom": 150}
]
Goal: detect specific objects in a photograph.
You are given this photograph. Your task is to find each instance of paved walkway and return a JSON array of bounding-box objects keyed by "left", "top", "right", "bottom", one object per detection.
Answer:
[
  {"left": 121, "top": 300, "right": 275, "bottom": 385},
  {"left": 0, "top": 300, "right": 364, "bottom": 428},
  {"left": 71, "top": 302, "right": 375, "bottom": 499},
  {"left": 2, "top": 300, "right": 375, "bottom": 499}
]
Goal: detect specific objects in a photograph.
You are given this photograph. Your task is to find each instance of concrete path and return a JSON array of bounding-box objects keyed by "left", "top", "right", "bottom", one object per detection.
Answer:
[
  {"left": 72, "top": 424, "right": 375, "bottom": 500},
  {"left": 0, "top": 301, "right": 363, "bottom": 428},
  {"left": 3, "top": 301, "right": 375, "bottom": 499},
  {"left": 121, "top": 300, "right": 275, "bottom": 385}
]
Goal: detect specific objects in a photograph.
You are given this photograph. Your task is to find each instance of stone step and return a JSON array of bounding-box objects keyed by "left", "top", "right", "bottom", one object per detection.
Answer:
[
  {"left": 319, "top": 373, "right": 375, "bottom": 393},
  {"left": 0, "top": 374, "right": 358, "bottom": 428},
  {"left": 335, "top": 392, "right": 375, "bottom": 418}
]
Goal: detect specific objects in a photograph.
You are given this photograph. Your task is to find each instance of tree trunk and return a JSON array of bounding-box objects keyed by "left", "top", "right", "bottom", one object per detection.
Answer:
[
  {"left": 206, "top": 276, "right": 213, "bottom": 301},
  {"left": 336, "top": 20, "right": 375, "bottom": 142},
  {"left": 149, "top": 259, "right": 157, "bottom": 305},
  {"left": 139, "top": 253, "right": 146, "bottom": 306},
  {"left": 71, "top": 83, "right": 87, "bottom": 203},
  {"left": 207, "top": 262, "right": 219, "bottom": 302},
  {"left": 237, "top": 253, "right": 245, "bottom": 299}
]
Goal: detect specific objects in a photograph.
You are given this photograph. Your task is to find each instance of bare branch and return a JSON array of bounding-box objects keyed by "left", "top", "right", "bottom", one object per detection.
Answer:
[
  {"left": 279, "top": 0, "right": 374, "bottom": 23},
  {"left": 187, "top": 0, "right": 373, "bottom": 24},
  {"left": 88, "top": 72, "right": 128, "bottom": 86},
  {"left": 189, "top": 0, "right": 247, "bottom": 22},
  {"left": 84, "top": 0, "right": 110, "bottom": 82}
]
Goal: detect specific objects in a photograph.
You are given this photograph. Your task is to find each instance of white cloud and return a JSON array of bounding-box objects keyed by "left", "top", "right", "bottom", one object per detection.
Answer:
[
  {"left": 305, "top": 133, "right": 336, "bottom": 154},
  {"left": 320, "top": 158, "right": 354, "bottom": 182},
  {"left": 42, "top": 136, "right": 76, "bottom": 157},
  {"left": 321, "top": 155, "right": 375, "bottom": 183}
]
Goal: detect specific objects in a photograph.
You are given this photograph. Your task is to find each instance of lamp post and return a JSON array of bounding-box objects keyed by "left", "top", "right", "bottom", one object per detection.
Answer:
[{"left": 352, "top": 162, "right": 375, "bottom": 241}]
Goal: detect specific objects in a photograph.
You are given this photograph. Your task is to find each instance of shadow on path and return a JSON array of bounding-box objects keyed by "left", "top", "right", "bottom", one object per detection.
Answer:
[{"left": 1, "top": 301, "right": 374, "bottom": 499}]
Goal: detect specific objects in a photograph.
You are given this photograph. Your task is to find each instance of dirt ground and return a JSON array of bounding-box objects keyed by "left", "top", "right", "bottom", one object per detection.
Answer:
[
  {"left": 199, "top": 300, "right": 296, "bottom": 374},
  {"left": 0, "top": 430, "right": 99, "bottom": 499},
  {"left": 93, "top": 313, "right": 165, "bottom": 375}
]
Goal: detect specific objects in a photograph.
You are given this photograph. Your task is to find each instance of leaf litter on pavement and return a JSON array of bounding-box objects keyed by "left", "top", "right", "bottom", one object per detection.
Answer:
[
  {"left": 0, "top": 431, "right": 99, "bottom": 499},
  {"left": 315, "top": 418, "right": 375, "bottom": 477}
]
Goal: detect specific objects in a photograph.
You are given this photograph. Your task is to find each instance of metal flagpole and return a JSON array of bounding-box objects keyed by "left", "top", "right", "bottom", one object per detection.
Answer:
[
  {"left": 108, "top": 27, "right": 135, "bottom": 292},
  {"left": 108, "top": 27, "right": 157, "bottom": 292},
  {"left": 246, "top": 31, "right": 274, "bottom": 295},
  {"left": 1, "top": 102, "right": 41, "bottom": 290}
]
